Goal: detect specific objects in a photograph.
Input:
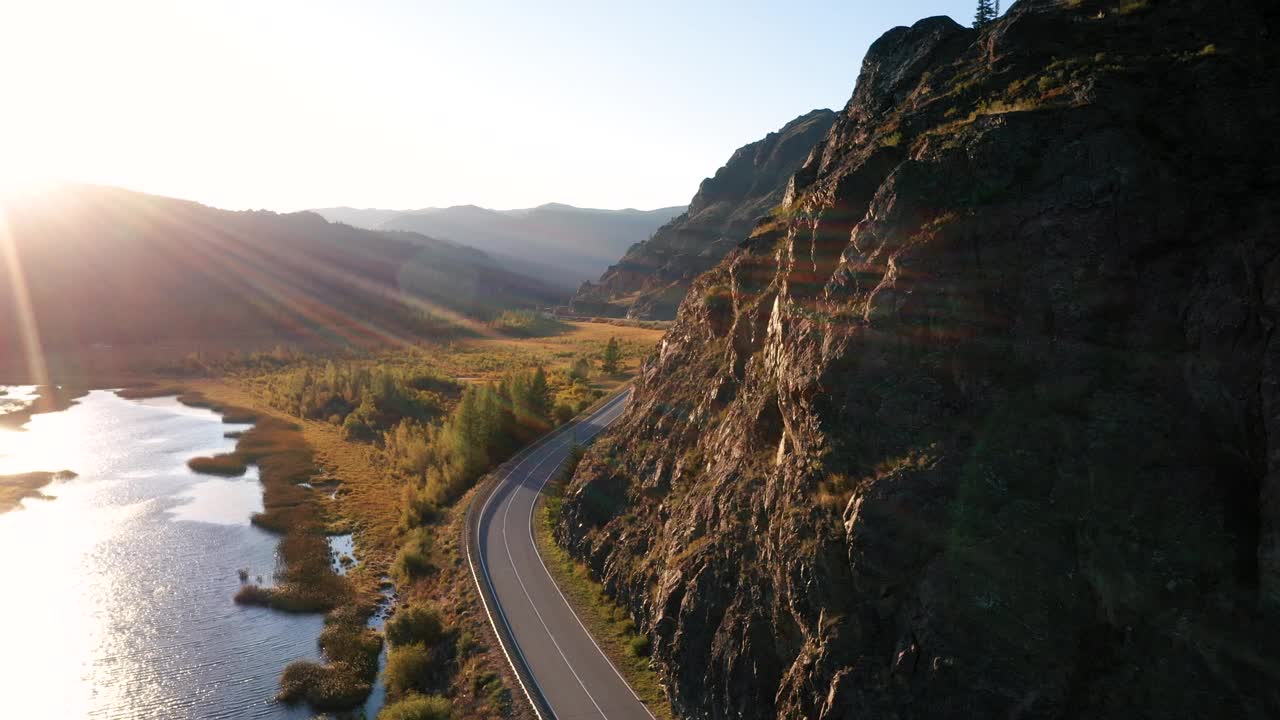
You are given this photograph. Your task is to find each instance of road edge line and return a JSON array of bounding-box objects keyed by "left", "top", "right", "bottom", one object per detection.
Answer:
[{"left": 463, "top": 386, "right": 633, "bottom": 720}]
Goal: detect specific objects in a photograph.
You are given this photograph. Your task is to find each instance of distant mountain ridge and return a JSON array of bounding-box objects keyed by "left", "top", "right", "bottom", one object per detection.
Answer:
[
  {"left": 569, "top": 109, "right": 837, "bottom": 319},
  {"left": 0, "top": 183, "right": 561, "bottom": 378},
  {"left": 311, "top": 202, "right": 685, "bottom": 290}
]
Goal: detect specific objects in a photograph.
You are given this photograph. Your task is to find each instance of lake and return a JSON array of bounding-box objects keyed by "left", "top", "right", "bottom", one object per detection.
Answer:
[{"left": 0, "top": 389, "right": 360, "bottom": 719}]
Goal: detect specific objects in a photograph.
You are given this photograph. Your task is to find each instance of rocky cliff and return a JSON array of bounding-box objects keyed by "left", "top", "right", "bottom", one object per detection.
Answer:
[
  {"left": 570, "top": 109, "right": 836, "bottom": 319},
  {"left": 559, "top": 1, "right": 1280, "bottom": 718}
]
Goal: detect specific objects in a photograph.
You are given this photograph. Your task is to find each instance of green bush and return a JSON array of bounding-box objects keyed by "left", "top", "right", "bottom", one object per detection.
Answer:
[
  {"left": 628, "top": 634, "right": 652, "bottom": 657},
  {"left": 385, "top": 605, "right": 444, "bottom": 648},
  {"left": 455, "top": 630, "right": 480, "bottom": 658},
  {"left": 378, "top": 694, "right": 451, "bottom": 720},
  {"left": 321, "top": 623, "right": 383, "bottom": 678},
  {"left": 383, "top": 644, "right": 434, "bottom": 695},
  {"left": 472, "top": 670, "right": 502, "bottom": 697},
  {"left": 553, "top": 402, "right": 575, "bottom": 424},
  {"left": 392, "top": 528, "right": 435, "bottom": 582},
  {"left": 342, "top": 412, "right": 375, "bottom": 441}
]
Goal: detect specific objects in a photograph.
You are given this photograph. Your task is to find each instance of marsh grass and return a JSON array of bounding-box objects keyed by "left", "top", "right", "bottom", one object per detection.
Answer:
[
  {"left": 187, "top": 454, "right": 248, "bottom": 476},
  {"left": 278, "top": 622, "right": 383, "bottom": 708},
  {"left": 378, "top": 694, "right": 452, "bottom": 720},
  {"left": 384, "top": 643, "right": 435, "bottom": 695},
  {"left": 385, "top": 605, "right": 445, "bottom": 648},
  {"left": 0, "top": 471, "right": 74, "bottom": 513},
  {"left": 151, "top": 386, "right": 388, "bottom": 711}
]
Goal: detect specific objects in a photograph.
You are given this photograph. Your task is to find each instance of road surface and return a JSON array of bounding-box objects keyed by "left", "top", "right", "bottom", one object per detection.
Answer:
[{"left": 471, "top": 390, "right": 656, "bottom": 720}]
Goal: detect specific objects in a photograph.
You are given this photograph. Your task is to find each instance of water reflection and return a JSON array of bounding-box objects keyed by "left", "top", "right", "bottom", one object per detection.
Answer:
[
  {"left": 327, "top": 533, "right": 356, "bottom": 576},
  {"left": 0, "top": 391, "right": 322, "bottom": 719},
  {"left": 0, "top": 384, "right": 38, "bottom": 415},
  {"left": 170, "top": 473, "right": 265, "bottom": 525}
]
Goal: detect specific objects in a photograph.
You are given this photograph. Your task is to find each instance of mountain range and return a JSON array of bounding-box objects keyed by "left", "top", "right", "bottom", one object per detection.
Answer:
[{"left": 312, "top": 202, "right": 684, "bottom": 290}]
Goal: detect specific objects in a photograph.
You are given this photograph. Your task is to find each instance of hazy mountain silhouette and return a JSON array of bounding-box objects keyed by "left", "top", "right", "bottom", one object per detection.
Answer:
[
  {"left": 0, "top": 184, "right": 561, "bottom": 376},
  {"left": 312, "top": 203, "right": 684, "bottom": 290},
  {"left": 306, "top": 207, "right": 406, "bottom": 229}
]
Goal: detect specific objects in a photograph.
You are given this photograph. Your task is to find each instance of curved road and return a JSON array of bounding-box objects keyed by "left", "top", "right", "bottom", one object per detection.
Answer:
[{"left": 472, "top": 390, "right": 655, "bottom": 720}]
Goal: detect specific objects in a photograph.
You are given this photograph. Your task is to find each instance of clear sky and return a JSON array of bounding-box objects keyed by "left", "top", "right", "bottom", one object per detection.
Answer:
[{"left": 0, "top": 0, "right": 984, "bottom": 212}]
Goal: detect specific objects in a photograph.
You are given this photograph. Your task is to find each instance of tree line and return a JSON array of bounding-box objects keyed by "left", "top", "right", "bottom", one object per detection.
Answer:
[
  {"left": 390, "top": 367, "right": 559, "bottom": 525},
  {"left": 260, "top": 361, "right": 455, "bottom": 440}
]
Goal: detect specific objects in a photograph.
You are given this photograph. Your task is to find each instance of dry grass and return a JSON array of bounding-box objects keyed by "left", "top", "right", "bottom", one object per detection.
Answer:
[
  {"left": 187, "top": 454, "right": 248, "bottom": 476},
  {"left": 0, "top": 471, "right": 74, "bottom": 513},
  {"left": 277, "top": 623, "right": 383, "bottom": 708},
  {"left": 457, "top": 320, "right": 663, "bottom": 401}
]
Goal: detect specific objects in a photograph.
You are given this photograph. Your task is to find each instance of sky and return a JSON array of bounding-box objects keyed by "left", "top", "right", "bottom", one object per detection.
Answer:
[{"left": 0, "top": 0, "right": 984, "bottom": 212}]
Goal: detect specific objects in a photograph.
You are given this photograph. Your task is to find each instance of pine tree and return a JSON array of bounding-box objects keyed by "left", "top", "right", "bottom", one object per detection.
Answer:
[
  {"left": 601, "top": 336, "right": 621, "bottom": 375},
  {"left": 974, "top": 0, "right": 997, "bottom": 28},
  {"left": 529, "top": 367, "right": 551, "bottom": 421}
]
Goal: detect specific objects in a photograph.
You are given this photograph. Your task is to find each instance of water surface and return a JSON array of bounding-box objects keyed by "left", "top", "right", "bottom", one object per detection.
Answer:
[{"left": 0, "top": 391, "right": 324, "bottom": 719}]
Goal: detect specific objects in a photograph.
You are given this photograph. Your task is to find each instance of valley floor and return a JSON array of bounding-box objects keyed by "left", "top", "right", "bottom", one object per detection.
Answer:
[{"left": 130, "top": 319, "right": 664, "bottom": 718}]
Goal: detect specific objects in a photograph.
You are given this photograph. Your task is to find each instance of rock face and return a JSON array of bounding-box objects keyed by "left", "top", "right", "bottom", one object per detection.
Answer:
[
  {"left": 559, "top": 1, "right": 1280, "bottom": 718},
  {"left": 570, "top": 109, "right": 836, "bottom": 319}
]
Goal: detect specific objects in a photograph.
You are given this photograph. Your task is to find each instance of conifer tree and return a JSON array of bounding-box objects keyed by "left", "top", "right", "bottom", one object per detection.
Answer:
[
  {"left": 601, "top": 336, "right": 621, "bottom": 374},
  {"left": 529, "top": 367, "right": 551, "bottom": 420},
  {"left": 974, "top": 0, "right": 997, "bottom": 28}
]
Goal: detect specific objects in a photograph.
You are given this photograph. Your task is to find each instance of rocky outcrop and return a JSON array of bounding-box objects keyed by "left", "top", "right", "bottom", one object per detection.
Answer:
[
  {"left": 560, "top": 1, "right": 1280, "bottom": 718},
  {"left": 570, "top": 109, "right": 836, "bottom": 319}
]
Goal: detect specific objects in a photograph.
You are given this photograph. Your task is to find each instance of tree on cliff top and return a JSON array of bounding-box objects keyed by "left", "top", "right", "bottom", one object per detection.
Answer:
[{"left": 974, "top": 0, "right": 998, "bottom": 28}]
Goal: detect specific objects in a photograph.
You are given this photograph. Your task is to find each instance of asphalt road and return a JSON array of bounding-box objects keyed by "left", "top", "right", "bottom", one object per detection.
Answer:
[{"left": 473, "top": 390, "right": 656, "bottom": 720}]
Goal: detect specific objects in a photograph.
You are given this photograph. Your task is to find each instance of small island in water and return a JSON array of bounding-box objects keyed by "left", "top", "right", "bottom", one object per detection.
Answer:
[{"left": 0, "top": 470, "right": 75, "bottom": 513}]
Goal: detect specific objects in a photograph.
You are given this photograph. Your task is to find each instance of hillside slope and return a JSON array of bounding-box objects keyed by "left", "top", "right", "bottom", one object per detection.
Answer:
[
  {"left": 307, "top": 206, "right": 405, "bottom": 229},
  {"left": 560, "top": 1, "right": 1280, "bottom": 718},
  {"left": 0, "top": 184, "right": 560, "bottom": 375},
  {"left": 321, "top": 203, "right": 685, "bottom": 290},
  {"left": 570, "top": 109, "right": 836, "bottom": 319}
]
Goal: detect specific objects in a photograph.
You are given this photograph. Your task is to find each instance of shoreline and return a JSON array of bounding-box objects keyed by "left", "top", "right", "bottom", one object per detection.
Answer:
[
  {"left": 0, "top": 384, "right": 90, "bottom": 431},
  {"left": 0, "top": 470, "right": 76, "bottom": 514},
  {"left": 119, "top": 382, "right": 387, "bottom": 713}
]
